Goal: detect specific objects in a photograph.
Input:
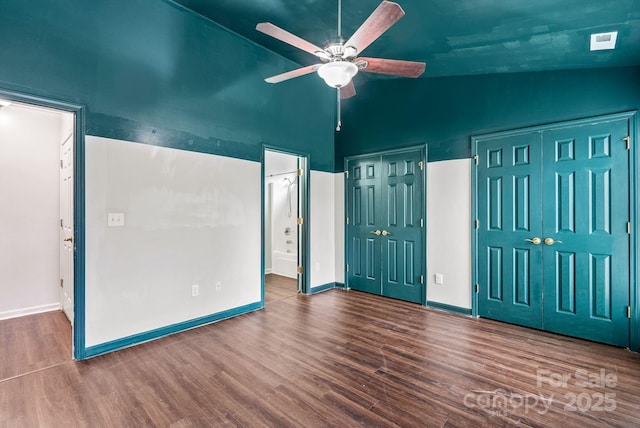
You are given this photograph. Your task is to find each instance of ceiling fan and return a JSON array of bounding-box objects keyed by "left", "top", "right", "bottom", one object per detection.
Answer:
[{"left": 256, "top": 0, "right": 426, "bottom": 130}]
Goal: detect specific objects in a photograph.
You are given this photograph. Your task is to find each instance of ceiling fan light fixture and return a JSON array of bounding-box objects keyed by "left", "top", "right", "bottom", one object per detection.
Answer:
[{"left": 317, "top": 62, "right": 358, "bottom": 88}]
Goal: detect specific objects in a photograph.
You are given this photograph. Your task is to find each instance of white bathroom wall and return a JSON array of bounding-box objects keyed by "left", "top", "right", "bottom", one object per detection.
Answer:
[
  {"left": 264, "top": 151, "right": 299, "bottom": 278},
  {"left": 269, "top": 175, "right": 298, "bottom": 251},
  {"left": 0, "top": 103, "right": 68, "bottom": 319},
  {"left": 426, "top": 159, "right": 472, "bottom": 309},
  {"left": 334, "top": 172, "right": 345, "bottom": 285},
  {"left": 309, "top": 171, "right": 336, "bottom": 288},
  {"left": 267, "top": 173, "right": 298, "bottom": 277},
  {"left": 85, "top": 136, "right": 261, "bottom": 347}
]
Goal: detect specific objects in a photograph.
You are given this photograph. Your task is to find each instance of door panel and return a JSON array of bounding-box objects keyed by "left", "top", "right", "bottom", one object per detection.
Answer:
[
  {"left": 380, "top": 151, "right": 423, "bottom": 303},
  {"left": 60, "top": 131, "right": 74, "bottom": 324},
  {"left": 542, "top": 119, "right": 630, "bottom": 346},
  {"left": 296, "top": 156, "right": 306, "bottom": 292},
  {"left": 346, "top": 148, "right": 425, "bottom": 304},
  {"left": 477, "top": 132, "right": 543, "bottom": 328},
  {"left": 348, "top": 156, "right": 382, "bottom": 294}
]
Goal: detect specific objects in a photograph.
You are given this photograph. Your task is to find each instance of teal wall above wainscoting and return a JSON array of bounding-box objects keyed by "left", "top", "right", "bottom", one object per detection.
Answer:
[
  {"left": 0, "top": 0, "right": 335, "bottom": 171},
  {"left": 335, "top": 66, "right": 640, "bottom": 167}
]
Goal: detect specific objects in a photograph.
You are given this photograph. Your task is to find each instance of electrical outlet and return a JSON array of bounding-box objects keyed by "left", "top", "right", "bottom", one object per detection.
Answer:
[
  {"left": 215, "top": 281, "right": 222, "bottom": 291},
  {"left": 191, "top": 284, "right": 199, "bottom": 297},
  {"left": 107, "top": 212, "right": 125, "bottom": 227},
  {"left": 435, "top": 274, "right": 444, "bottom": 284}
]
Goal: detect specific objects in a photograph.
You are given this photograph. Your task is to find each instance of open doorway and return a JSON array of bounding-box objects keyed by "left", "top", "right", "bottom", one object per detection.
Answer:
[
  {"left": 263, "top": 149, "right": 308, "bottom": 303},
  {"left": 0, "top": 97, "right": 75, "bottom": 378}
]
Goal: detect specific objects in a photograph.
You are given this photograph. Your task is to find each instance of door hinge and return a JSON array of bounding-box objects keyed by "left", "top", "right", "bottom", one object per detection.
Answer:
[
  {"left": 60, "top": 219, "right": 63, "bottom": 228},
  {"left": 297, "top": 217, "right": 304, "bottom": 225},
  {"left": 420, "top": 275, "right": 424, "bottom": 284},
  {"left": 420, "top": 218, "right": 424, "bottom": 228},
  {"left": 473, "top": 154, "right": 479, "bottom": 166},
  {"left": 475, "top": 219, "right": 479, "bottom": 229},
  {"left": 60, "top": 160, "right": 63, "bottom": 169},
  {"left": 297, "top": 168, "right": 303, "bottom": 176},
  {"left": 345, "top": 170, "right": 349, "bottom": 178},
  {"left": 297, "top": 266, "right": 304, "bottom": 274},
  {"left": 346, "top": 217, "right": 349, "bottom": 225},
  {"left": 624, "top": 136, "right": 631, "bottom": 150},
  {"left": 60, "top": 279, "right": 64, "bottom": 288},
  {"left": 627, "top": 222, "right": 631, "bottom": 234},
  {"left": 418, "top": 160, "right": 424, "bottom": 171},
  {"left": 346, "top": 264, "right": 350, "bottom": 272},
  {"left": 627, "top": 306, "right": 631, "bottom": 319},
  {"left": 475, "top": 284, "right": 479, "bottom": 293}
]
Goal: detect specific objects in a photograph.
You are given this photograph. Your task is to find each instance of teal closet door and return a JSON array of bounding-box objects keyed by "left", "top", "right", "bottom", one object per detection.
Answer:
[
  {"left": 380, "top": 150, "right": 424, "bottom": 304},
  {"left": 347, "top": 155, "right": 383, "bottom": 295},
  {"left": 346, "top": 148, "right": 426, "bottom": 304},
  {"left": 541, "top": 119, "right": 630, "bottom": 346},
  {"left": 477, "top": 132, "right": 544, "bottom": 328},
  {"left": 476, "top": 114, "right": 631, "bottom": 347}
]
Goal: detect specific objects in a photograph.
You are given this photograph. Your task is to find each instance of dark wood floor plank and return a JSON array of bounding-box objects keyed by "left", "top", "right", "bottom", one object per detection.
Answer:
[
  {"left": 264, "top": 273, "right": 298, "bottom": 303},
  {"left": 2, "top": 279, "right": 639, "bottom": 427},
  {"left": 0, "top": 310, "right": 71, "bottom": 381}
]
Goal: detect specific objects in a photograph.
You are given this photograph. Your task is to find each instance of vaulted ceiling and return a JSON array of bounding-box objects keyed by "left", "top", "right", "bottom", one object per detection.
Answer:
[{"left": 173, "top": 0, "right": 640, "bottom": 80}]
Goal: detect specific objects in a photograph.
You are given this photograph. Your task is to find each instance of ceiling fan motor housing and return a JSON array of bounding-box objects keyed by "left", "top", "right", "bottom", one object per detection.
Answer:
[{"left": 323, "top": 42, "right": 358, "bottom": 61}]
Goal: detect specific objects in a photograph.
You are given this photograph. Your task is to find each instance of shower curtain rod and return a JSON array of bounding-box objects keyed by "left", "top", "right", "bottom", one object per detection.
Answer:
[{"left": 266, "top": 170, "right": 298, "bottom": 178}]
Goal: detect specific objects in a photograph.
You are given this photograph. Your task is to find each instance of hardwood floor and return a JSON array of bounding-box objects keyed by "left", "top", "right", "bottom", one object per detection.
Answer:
[
  {"left": 264, "top": 274, "right": 298, "bottom": 303},
  {"left": 1, "top": 288, "right": 639, "bottom": 427},
  {"left": 0, "top": 310, "right": 71, "bottom": 382}
]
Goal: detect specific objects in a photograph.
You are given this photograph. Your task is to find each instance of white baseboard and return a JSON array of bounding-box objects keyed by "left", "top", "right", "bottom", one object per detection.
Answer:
[
  {"left": 0, "top": 303, "right": 62, "bottom": 320},
  {"left": 265, "top": 268, "right": 273, "bottom": 274}
]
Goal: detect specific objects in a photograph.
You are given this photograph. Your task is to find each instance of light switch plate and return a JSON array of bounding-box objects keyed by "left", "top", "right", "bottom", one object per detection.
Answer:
[{"left": 108, "top": 212, "right": 125, "bottom": 227}]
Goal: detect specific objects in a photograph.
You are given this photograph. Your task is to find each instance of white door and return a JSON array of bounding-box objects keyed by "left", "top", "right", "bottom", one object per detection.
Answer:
[
  {"left": 60, "top": 126, "right": 74, "bottom": 324},
  {"left": 296, "top": 157, "right": 306, "bottom": 293}
]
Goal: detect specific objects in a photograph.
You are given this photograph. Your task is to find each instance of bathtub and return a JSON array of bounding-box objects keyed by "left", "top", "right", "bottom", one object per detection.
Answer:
[{"left": 271, "top": 251, "right": 298, "bottom": 278}]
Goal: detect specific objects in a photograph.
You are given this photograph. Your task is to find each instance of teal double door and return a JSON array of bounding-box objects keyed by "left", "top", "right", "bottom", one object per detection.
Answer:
[
  {"left": 475, "top": 114, "right": 632, "bottom": 347},
  {"left": 346, "top": 147, "right": 426, "bottom": 304}
]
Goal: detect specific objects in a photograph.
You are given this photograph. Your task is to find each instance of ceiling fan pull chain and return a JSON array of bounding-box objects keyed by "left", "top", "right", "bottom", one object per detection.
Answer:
[{"left": 336, "top": 88, "right": 342, "bottom": 131}]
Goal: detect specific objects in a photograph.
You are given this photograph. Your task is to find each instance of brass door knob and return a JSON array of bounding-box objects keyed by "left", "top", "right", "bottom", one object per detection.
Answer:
[
  {"left": 381, "top": 230, "right": 391, "bottom": 236},
  {"left": 524, "top": 237, "right": 541, "bottom": 245},
  {"left": 370, "top": 230, "right": 381, "bottom": 236},
  {"left": 544, "top": 237, "right": 562, "bottom": 245}
]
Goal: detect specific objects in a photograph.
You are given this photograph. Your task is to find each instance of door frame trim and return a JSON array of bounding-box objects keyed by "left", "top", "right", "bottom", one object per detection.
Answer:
[
  {"left": 471, "top": 110, "right": 638, "bottom": 350},
  {"left": 343, "top": 143, "right": 429, "bottom": 305},
  {"left": 0, "top": 86, "right": 87, "bottom": 359},
  {"left": 261, "top": 145, "right": 310, "bottom": 297}
]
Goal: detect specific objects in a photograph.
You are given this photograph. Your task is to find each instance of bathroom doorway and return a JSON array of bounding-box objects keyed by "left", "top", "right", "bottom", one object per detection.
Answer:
[
  {"left": 263, "top": 148, "right": 308, "bottom": 302},
  {"left": 0, "top": 95, "right": 76, "bottom": 377}
]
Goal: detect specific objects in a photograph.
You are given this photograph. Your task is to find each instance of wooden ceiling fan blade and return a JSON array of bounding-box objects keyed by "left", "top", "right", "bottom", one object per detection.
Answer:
[
  {"left": 340, "top": 82, "right": 356, "bottom": 99},
  {"left": 256, "top": 22, "right": 325, "bottom": 58},
  {"left": 264, "top": 64, "right": 319, "bottom": 83},
  {"left": 344, "top": 1, "right": 405, "bottom": 55},
  {"left": 358, "top": 57, "right": 426, "bottom": 78}
]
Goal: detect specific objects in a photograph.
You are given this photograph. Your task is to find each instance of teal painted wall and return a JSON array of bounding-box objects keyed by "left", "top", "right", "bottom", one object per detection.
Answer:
[
  {"left": 0, "top": 0, "right": 335, "bottom": 171},
  {"left": 336, "top": 66, "right": 640, "bottom": 167}
]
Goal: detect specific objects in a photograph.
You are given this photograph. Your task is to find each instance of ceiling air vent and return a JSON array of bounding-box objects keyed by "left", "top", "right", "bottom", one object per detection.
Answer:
[{"left": 590, "top": 31, "right": 618, "bottom": 51}]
